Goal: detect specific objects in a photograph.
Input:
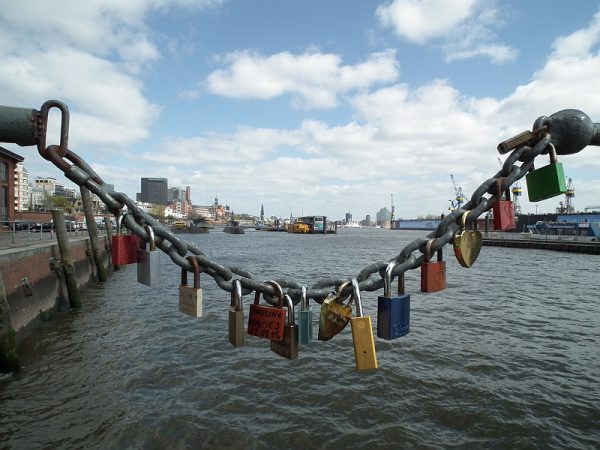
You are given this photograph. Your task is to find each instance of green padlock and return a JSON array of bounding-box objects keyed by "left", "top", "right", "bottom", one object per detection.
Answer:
[{"left": 526, "top": 143, "right": 567, "bottom": 202}]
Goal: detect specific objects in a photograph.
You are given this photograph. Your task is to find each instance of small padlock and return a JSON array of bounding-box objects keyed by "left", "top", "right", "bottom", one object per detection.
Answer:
[
  {"left": 247, "top": 281, "right": 286, "bottom": 341},
  {"left": 229, "top": 279, "right": 244, "bottom": 347},
  {"left": 179, "top": 255, "right": 203, "bottom": 317},
  {"left": 270, "top": 294, "right": 299, "bottom": 360},
  {"left": 453, "top": 211, "right": 483, "bottom": 268},
  {"left": 350, "top": 279, "right": 378, "bottom": 371},
  {"left": 111, "top": 212, "right": 139, "bottom": 265},
  {"left": 137, "top": 225, "right": 160, "bottom": 286},
  {"left": 318, "top": 281, "right": 353, "bottom": 341},
  {"left": 526, "top": 143, "right": 568, "bottom": 201},
  {"left": 298, "top": 285, "right": 313, "bottom": 345},
  {"left": 377, "top": 261, "right": 410, "bottom": 340},
  {"left": 421, "top": 239, "right": 446, "bottom": 293},
  {"left": 492, "top": 177, "right": 516, "bottom": 230}
]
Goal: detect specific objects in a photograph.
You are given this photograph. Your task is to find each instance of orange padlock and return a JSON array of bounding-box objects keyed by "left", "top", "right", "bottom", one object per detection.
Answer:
[
  {"left": 420, "top": 239, "right": 445, "bottom": 293},
  {"left": 492, "top": 177, "right": 516, "bottom": 230}
]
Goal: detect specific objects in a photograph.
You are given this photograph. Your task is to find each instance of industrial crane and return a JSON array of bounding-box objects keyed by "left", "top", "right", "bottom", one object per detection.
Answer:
[
  {"left": 557, "top": 177, "right": 575, "bottom": 214},
  {"left": 449, "top": 174, "right": 465, "bottom": 211}
]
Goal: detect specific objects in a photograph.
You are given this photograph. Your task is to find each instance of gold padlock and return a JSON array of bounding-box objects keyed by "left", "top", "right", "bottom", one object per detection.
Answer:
[
  {"left": 318, "top": 281, "right": 352, "bottom": 341},
  {"left": 452, "top": 210, "right": 482, "bottom": 268},
  {"left": 350, "top": 279, "right": 378, "bottom": 371}
]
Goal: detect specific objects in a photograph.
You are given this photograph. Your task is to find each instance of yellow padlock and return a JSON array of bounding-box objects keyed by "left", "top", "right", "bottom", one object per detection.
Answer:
[{"left": 350, "top": 278, "right": 378, "bottom": 371}]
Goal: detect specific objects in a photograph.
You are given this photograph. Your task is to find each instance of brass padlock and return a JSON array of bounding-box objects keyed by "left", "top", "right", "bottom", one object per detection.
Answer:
[
  {"left": 453, "top": 210, "right": 482, "bottom": 268},
  {"left": 179, "top": 255, "right": 203, "bottom": 317},
  {"left": 318, "top": 281, "right": 353, "bottom": 341},
  {"left": 270, "top": 294, "right": 298, "bottom": 360},
  {"left": 229, "top": 279, "right": 244, "bottom": 347},
  {"left": 350, "top": 279, "right": 378, "bottom": 371}
]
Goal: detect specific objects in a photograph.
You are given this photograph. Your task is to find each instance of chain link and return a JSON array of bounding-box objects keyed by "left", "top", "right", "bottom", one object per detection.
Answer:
[{"left": 35, "top": 110, "right": 558, "bottom": 305}]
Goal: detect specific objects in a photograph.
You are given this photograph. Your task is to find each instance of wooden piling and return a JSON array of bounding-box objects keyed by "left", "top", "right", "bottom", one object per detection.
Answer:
[
  {"left": 104, "top": 217, "right": 118, "bottom": 271},
  {"left": 51, "top": 209, "right": 81, "bottom": 308},
  {"left": 0, "top": 272, "right": 19, "bottom": 373},
  {"left": 80, "top": 187, "right": 108, "bottom": 282}
]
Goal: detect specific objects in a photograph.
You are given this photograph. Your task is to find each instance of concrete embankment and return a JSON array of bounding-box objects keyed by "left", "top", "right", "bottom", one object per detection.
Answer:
[{"left": 0, "top": 235, "right": 110, "bottom": 335}]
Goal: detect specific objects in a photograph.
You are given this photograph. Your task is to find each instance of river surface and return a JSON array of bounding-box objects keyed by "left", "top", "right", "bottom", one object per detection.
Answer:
[{"left": 1, "top": 228, "right": 599, "bottom": 449}]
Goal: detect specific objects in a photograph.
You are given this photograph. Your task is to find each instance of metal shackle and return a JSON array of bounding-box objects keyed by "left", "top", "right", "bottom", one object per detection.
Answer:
[
  {"left": 335, "top": 281, "right": 352, "bottom": 305},
  {"left": 424, "top": 238, "right": 442, "bottom": 263},
  {"left": 384, "top": 261, "right": 397, "bottom": 298},
  {"left": 116, "top": 213, "right": 125, "bottom": 235},
  {"left": 351, "top": 278, "right": 364, "bottom": 318},
  {"left": 495, "top": 177, "right": 510, "bottom": 201},
  {"left": 230, "top": 279, "right": 243, "bottom": 311},
  {"left": 284, "top": 294, "right": 295, "bottom": 325},
  {"left": 547, "top": 143, "right": 558, "bottom": 164},
  {"left": 181, "top": 255, "right": 201, "bottom": 289},
  {"left": 142, "top": 225, "right": 156, "bottom": 251},
  {"left": 300, "top": 285, "right": 309, "bottom": 310},
  {"left": 254, "top": 280, "right": 284, "bottom": 308}
]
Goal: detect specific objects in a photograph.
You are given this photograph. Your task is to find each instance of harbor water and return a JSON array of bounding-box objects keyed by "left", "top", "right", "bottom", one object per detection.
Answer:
[{"left": 1, "top": 228, "right": 599, "bottom": 449}]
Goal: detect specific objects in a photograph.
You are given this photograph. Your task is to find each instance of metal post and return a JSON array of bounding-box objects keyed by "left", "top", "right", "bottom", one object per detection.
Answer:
[
  {"left": 0, "top": 272, "right": 19, "bottom": 373},
  {"left": 51, "top": 209, "right": 81, "bottom": 308},
  {"left": 80, "top": 187, "right": 107, "bottom": 282}
]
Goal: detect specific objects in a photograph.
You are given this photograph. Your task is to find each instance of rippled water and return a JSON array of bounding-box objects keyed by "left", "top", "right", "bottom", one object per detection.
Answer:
[{"left": 1, "top": 228, "right": 599, "bottom": 449}]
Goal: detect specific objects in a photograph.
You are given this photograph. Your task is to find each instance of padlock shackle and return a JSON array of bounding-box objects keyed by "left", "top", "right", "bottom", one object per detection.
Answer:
[
  {"left": 547, "top": 142, "right": 558, "bottom": 164},
  {"left": 334, "top": 281, "right": 352, "bottom": 305},
  {"left": 146, "top": 225, "right": 156, "bottom": 251},
  {"left": 351, "top": 278, "right": 364, "bottom": 317},
  {"left": 254, "top": 280, "right": 284, "bottom": 307},
  {"left": 284, "top": 294, "right": 295, "bottom": 325},
  {"left": 116, "top": 213, "right": 124, "bottom": 235},
  {"left": 182, "top": 255, "right": 201, "bottom": 289},
  {"left": 230, "top": 279, "right": 243, "bottom": 310},
  {"left": 495, "top": 177, "right": 511, "bottom": 201},
  {"left": 383, "top": 260, "right": 397, "bottom": 298},
  {"left": 300, "top": 285, "right": 309, "bottom": 310}
]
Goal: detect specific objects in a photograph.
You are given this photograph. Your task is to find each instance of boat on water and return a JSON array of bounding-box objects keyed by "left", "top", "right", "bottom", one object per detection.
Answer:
[
  {"left": 224, "top": 220, "right": 245, "bottom": 234},
  {"left": 288, "top": 222, "right": 310, "bottom": 234},
  {"left": 171, "top": 219, "right": 212, "bottom": 234}
]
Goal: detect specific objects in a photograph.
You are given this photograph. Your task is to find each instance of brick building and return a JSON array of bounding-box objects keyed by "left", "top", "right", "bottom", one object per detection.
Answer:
[{"left": 0, "top": 146, "right": 24, "bottom": 228}]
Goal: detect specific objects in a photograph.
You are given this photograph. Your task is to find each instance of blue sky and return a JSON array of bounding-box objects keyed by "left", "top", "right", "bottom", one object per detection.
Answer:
[{"left": 2, "top": 0, "right": 600, "bottom": 220}]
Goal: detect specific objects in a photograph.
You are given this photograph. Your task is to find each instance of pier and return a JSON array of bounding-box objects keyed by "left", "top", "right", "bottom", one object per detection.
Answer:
[{"left": 482, "top": 232, "right": 600, "bottom": 254}]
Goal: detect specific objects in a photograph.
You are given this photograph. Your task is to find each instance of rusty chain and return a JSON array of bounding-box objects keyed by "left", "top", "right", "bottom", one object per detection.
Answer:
[{"left": 7, "top": 100, "right": 598, "bottom": 305}]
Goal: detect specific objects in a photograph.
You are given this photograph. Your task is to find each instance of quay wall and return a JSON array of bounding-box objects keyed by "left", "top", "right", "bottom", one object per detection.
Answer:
[{"left": 0, "top": 236, "right": 110, "bottom": 333}]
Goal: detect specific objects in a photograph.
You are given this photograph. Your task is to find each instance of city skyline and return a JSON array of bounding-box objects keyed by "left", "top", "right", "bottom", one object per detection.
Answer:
[{"left": 1, "top": 1, "right": 599, "bottom": 219}]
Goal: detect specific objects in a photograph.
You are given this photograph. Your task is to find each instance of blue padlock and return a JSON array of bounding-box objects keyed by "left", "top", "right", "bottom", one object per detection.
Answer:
[
  {"left": 298, "top": 285, "right": 313, "bottom": 345},
  {"left": 377, "top": 261, "right": 410, "bottom": 340}
]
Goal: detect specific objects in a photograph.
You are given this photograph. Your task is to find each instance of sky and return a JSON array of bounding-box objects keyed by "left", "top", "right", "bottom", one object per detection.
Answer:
[{"left": 2, "top": 0, "right": 600, "bottom": 221}]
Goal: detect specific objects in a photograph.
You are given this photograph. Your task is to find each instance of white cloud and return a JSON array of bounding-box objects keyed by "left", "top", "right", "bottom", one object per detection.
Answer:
[
  {"left": 204, "top": 49, "right": 399, "bottom": 109},
  {"left": 377, "top": 0, "right": 517, "bottom": 64},
  {"left": 376, "top": 0, "right": 477, "bottom": 44}
]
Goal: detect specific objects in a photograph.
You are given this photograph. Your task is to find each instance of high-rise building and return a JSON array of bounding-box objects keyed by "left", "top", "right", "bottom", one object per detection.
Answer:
[
  {"left": 185, "top": 186, "right": 191, "bottom": 202},
  {"left": 140, "top": 178, "right": 168, "bottom": 204},
  {"left": 168, "top": 187, "right": 185, "bottom": 203},
  {"left": 345, "top": 212, "right": 352, "bottom": 224},
  {"left": 15, "top": 163, "right": 29, "bottom": 212}
]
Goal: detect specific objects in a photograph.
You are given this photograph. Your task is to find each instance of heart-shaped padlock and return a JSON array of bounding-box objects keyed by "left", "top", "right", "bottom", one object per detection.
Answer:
[
  {"left": 453, "top": 210, "right": 483, "bottom": 268},
  {"left": 318, "top": 282, "right": 353, "bottom": 341}
]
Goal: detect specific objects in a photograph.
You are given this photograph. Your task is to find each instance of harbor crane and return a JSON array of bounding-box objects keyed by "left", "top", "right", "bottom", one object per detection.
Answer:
[
  {"left": 556, "top": 177, "right": 575, "bottom": 214},
  {"left": 449, "top": 174, "right": 465, "bottom": 211}
]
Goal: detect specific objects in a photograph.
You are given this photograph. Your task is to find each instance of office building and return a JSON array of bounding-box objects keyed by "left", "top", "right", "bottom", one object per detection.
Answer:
[{"left": 140, "top": 178, "right": 168, "bottom": 205}]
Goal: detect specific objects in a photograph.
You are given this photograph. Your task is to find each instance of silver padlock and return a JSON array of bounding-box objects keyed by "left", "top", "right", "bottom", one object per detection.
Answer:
[
  {"left": 137, "top": 225, "right": 160, "bottom": 286},
  {"left": 229, "top": 279, "right": 244, "bottom": 347},
  {"left": 179, "top": 255, "right": 203, "bottom": 317}
]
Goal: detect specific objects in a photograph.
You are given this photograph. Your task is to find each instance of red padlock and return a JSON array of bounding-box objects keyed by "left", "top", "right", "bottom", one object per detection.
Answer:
[
  {"left": 420, "top": 239, "right": 445, "bottom": 293},
  {"left": 492, "top": 177, "right": 516, "bottom": 230},
  {"left": 247, "top": 280, "right": 286, "bottom": 342},
  {"left": 111, "top": 213, "right": 139, "bottom": 265}
]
